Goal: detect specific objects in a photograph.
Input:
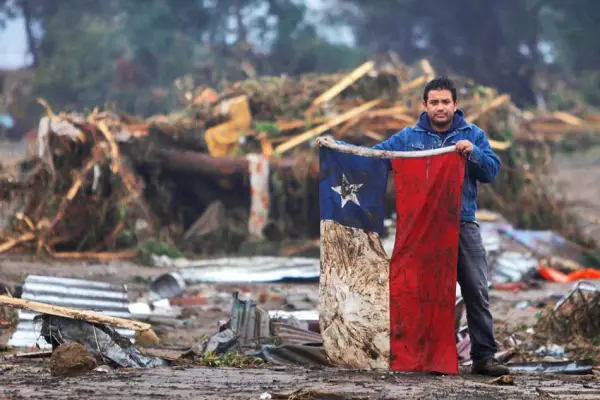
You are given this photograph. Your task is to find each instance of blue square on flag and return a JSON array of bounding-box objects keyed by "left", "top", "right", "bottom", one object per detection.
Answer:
[{"left": 319, "top": 147, "right": 389, "bottom": 235}]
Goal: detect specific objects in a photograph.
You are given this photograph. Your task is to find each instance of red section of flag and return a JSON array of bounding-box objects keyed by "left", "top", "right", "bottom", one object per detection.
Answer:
[{"left": 389, "top": 153, "right": 465, "bottom": 374}]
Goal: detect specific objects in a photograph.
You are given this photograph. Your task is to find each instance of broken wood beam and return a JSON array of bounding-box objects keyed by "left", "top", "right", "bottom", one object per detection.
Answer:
[
  {"left": 51, "top": 250, "right": 139, "bottom": 261},
  {"left": 398, "top": 75, "right": 428, "bottom": 95},
  {"left": 365, "top": 106, "right": 409, "bottom": 118},
  {"left": 0, "top": 295, "right": 152, "bottom": 332},
  {"left": 311, "top": 61, "right": 375, "bottom": 108},
  {"left": 468, "top": 94, "right": 510, "bottom": 122},
  {"left": 275, "top": 100, "right": 381, "bottom": 155},
  {"left": 489, "top": 139, "right": 512, "bottom": 151},
  {"left": 0, "top": 232, "right": 36, "bottom": 253},
  {"left": 420, "top": 59, "right": 435, "bottom": 78},
  {"left": 275, "top": 118, "right": 327, "bottom": 132}
]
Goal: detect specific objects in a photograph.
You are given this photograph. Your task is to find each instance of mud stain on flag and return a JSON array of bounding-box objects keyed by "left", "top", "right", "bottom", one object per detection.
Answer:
[{"left": 319, "top": 219, "right": 390, "bottom": 369}]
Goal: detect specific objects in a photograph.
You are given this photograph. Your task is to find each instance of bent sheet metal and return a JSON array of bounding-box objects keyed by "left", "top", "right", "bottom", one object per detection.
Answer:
[{"left": 8, "top": 275, "right": 136, "bottom": 349}]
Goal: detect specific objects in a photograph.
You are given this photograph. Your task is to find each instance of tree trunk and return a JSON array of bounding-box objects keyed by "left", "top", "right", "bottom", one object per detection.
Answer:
[{"left": 20, "top": 0, "right": 38, "bottom": 67}]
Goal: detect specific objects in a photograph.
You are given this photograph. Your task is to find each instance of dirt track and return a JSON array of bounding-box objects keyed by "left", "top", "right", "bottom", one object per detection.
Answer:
[
  {"left": 0, "top": 256, "right": 599, "bottom": 399},
  {"left": 2, "top": 143, "right": 600, "bottom": 400},
  {"left": 1, "top": 358, "right": 599, "bottom": 400}
]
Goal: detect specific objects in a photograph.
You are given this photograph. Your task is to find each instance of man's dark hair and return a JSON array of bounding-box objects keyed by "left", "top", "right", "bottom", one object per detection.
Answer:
[{"left": 423, "top": 76, "right": 457, "bottom": 103}]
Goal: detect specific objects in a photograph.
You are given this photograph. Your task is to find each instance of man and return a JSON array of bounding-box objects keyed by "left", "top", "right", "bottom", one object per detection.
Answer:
[{"left": 317, "top": 76, "right": 508, "bottom": 376}]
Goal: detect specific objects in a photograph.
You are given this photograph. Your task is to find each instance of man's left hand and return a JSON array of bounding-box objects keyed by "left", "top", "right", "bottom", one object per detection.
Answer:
[{"left": 455, "top": 140, "right": 474, "bottom": 158}]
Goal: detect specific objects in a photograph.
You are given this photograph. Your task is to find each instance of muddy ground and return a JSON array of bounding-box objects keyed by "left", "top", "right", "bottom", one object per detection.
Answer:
[
  {"left": 1, "top": 358, "right": 600, "bottom": 400},
  {"left": 1, "top": 258, "right": 599, "bottom": 399},
  {"left": 1, "top": 146, "right": 600, "bottom": 398}
]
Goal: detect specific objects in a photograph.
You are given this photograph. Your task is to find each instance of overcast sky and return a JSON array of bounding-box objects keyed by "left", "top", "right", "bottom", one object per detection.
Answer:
[{"left": 0, "top": 17, "right": 30, "bottom": 69}]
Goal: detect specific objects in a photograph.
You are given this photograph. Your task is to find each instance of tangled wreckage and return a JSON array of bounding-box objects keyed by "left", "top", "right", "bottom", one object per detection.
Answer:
[
  {"left": 1, "top": 56, "right": 599, "bottom": 262},
  {"left": 2, "top": 57, "right": 600, "bottom": 398}
]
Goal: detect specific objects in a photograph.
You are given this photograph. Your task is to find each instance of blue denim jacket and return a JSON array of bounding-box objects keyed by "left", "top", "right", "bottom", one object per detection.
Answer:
[{"left": 370, "top": 110, "right": 501, "bottom": 222}]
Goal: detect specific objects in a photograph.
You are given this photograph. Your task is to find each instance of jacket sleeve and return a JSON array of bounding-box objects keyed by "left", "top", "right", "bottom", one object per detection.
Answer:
[{"left": 467, "top": 128, "right": 501, "bottom": 183}]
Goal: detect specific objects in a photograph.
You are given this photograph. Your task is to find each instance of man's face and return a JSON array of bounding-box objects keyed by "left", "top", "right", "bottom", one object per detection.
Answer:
[{"left": 423, "top": 89, "right": 457, "bottom": 127}]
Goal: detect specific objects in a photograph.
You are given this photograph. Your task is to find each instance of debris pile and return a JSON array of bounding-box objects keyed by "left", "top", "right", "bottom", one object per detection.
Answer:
[
  {"left": 177, "top": 291, "right": 326, "bottom": 368},
  {"left": 535, "top": 282, "right": 600, "bottom": 355},
  {"left": 2, "top": 268, "right": 600, "bottom": 379},
  {"left": 488, "top": 281, "right": 600, "bottom": 367},
  {"left": 1, "top": 55, "right": 599, "bottom": 259},
  {"left": 0, "top": 110, "right": 156, "bottom": 260}
]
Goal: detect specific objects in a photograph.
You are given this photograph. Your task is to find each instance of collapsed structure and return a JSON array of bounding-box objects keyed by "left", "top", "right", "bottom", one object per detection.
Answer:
[{"left": 1, "top": 55, "right": 599, "bottom": 260}]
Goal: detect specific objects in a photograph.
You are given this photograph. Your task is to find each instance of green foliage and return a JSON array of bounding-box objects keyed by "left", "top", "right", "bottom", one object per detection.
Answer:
[
  {"left": 138, "top": 238, "right": 182, "bottom": 264},
  {"left": 253, "top": 121, "right": 280, "bottom": 137},
  {"left": 335, "top": 0, "right": 600, "bottom": 107},
  {"left": 3, "top": 0, "right": 600, "bottom": 111},
  {"left": 200, "top": 351, "right": 265, "bottom": 368},
  {"left": 0, "top": 0, "right": 365, "bottom": 116}
]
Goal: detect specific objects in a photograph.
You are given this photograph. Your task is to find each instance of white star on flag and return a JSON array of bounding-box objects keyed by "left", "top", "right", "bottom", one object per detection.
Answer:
[{"left": 331, "top": 173, "right": 363, "bottom": 208}]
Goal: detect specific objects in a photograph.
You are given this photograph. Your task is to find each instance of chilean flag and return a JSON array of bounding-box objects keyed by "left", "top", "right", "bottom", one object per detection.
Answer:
[{"left": 318, "top": 144, "right": 465, "bottom": 374}]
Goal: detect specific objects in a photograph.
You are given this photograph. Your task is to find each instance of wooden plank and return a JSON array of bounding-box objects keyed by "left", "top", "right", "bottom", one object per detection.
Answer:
[
  {"left": 274, "top": 100, "right": 381, "bottom": 155},
  {"left": 475, "top": 210, "right": 500, "bottom": 222},
  {"left": 51, "top": 250, "right": 139, "bottom": 261},
  {"left": 365, "top": 106, "right": 409, "bottom": 118},
  {"left": 552, "top": 112, "right": 583, "bottom": 126},
  {"left": 260, "top": 136, "right": 274, "bottom": 157},
  {"left": 275, "top": 118, "right": 327, "bottom": 132},
  {"left": 468, "top": 94, "right": 510, "bottom": 122},
  {"left": 586, "top": 113, "right": 600, "bottom": 124},
  {"left": 392, "top": 114, "right": 417, "bottom": 124},
  {"left": 0, "top": 295, "right": 152, "bottom": 332},
  {"left": 311, "top": 61, "right": 375, "bottom": 108},
  {"left": 489, "top": 139, "right": 512, "bottom": 151},
  {"left": 399, "top": 75, "right": 428, "bottom": 95},
  {"left": 363, "top": 130, "right": 385, "bottom": 141},
  {"left": 526, "top": 121, "right": 584, "bottom": 135},
  {"left": 0, "top": 232, "right": 36, "bottom": 253},
  {"left": 364, "top": 121, "right": 410, "bottom": 131},
  {"left": 15, "top": 351, "right": 53, "bottom": 358},
  {"left": 420, "top": 59, "right": 435, "bottom": 78}
]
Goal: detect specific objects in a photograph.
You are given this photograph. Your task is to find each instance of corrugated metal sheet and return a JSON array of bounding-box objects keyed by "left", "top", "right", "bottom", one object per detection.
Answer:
[
  {"left": 272, "top": 322, "right": 322, "bottom": 345},
  {"left": 8, "top": 275, "right": 135, "bottom": 349},
  {"left": 152, "top": 256, "right": 319, "bottom": 283},
  {"left": 256, "top": 344, "right": 331, "bottom": 366}
]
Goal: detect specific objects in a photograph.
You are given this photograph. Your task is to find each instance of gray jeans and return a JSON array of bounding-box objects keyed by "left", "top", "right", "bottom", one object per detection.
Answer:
[{"left": 458, "top": 221, "right": 497, "bottom": 362}]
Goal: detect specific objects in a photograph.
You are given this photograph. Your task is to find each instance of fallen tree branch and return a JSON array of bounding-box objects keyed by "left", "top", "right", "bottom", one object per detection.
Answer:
[{"left": 0, "top": 232, "right": 36, "bottom": 253}]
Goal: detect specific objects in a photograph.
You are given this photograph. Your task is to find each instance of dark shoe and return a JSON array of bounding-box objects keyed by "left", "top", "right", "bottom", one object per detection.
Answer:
[{"left": 472, "top": 358, "right": 510, "bottom": 377}]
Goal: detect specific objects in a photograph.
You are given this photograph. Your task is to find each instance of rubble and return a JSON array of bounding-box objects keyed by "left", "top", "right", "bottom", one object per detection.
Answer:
[
  {"left": 41, "top": 315, "right": 166, "bottom": 369},
  {"left": 0, "top": 51, "right": 599, "bottom": 380},
  {"left": 0, "top": 55, "right": 597, "bottom": 260},
  {"left": 535, "top": 281, "right": 600, "bottom": 348},
  {"left": 5, "top": 275, "right": 139, "bottom": 349}
]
